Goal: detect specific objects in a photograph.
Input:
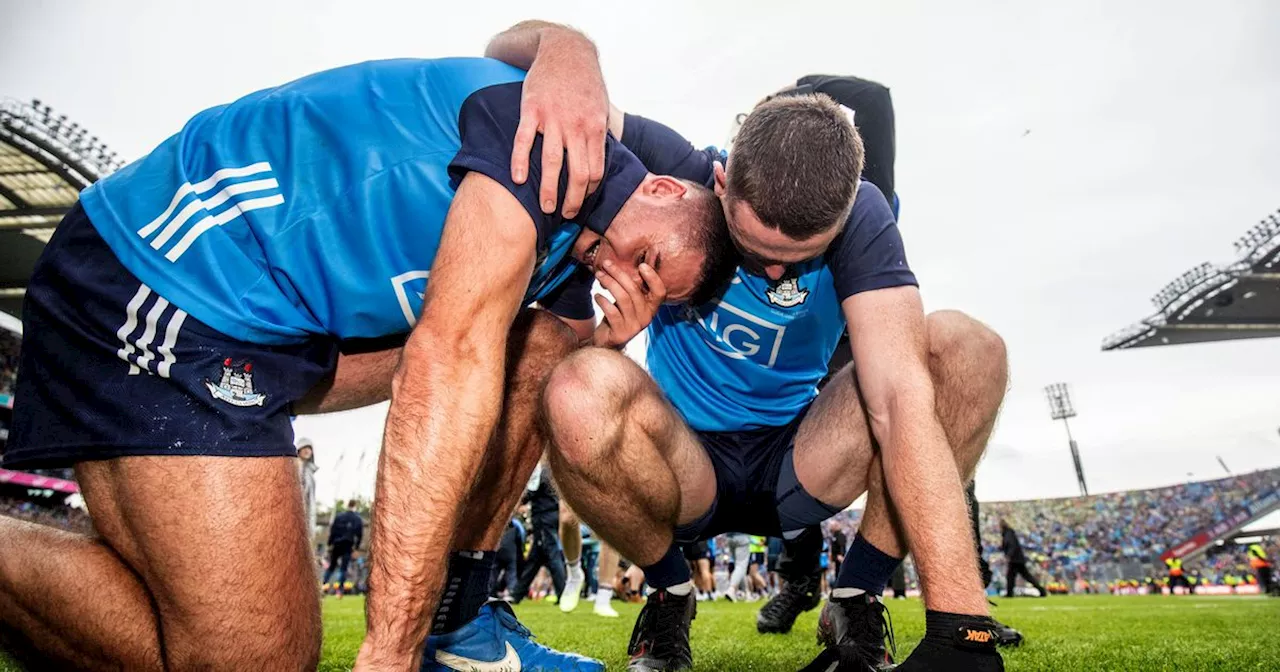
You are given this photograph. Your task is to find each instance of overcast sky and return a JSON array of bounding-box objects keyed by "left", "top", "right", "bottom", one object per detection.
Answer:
[{"left": 4, "top": 0, "right": 1279, "bottom": 512}]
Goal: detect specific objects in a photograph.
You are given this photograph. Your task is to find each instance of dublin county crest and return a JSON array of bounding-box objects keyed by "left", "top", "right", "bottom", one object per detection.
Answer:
[
  {"left": 205, "top": 358, "right": 266, "bottom": 407},
  {"left": 765, "top": 277, "right": 809, "bottom": 307}
]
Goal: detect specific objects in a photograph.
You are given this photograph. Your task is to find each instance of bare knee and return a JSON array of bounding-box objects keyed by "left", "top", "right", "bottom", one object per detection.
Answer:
[
  {"left": 543, "top": 347, "right": 645, "bottom": 466},
  {"left": 927, "top": 310, "right": 1008, "bottom": 390}
]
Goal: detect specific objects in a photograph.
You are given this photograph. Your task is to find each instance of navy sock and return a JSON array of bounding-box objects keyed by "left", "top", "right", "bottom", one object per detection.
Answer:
[
  {"left": 641, "top": 543, "right": 692, "bottom": 590},
  {"left": 835, "top": 533, "right": 902, "bottom": 595},
  {"left": 432, "top": 551, "right": 496, "bottom": 634}
]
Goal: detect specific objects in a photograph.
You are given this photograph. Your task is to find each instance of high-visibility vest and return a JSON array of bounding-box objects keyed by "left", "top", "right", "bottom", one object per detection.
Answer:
[
  {"left": 1248, "top": 544, "right": 1271, "bottom": 569},
  {"left": 1166, "top": 557, "right": 1183, "bottom": 576}
]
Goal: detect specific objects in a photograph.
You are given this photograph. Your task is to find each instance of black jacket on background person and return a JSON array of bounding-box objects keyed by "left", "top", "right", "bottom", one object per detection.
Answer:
[
  {"left": 523, "top": 468, "right": 560, "bottom": 532},
  {"left": 1001, "top": 524, "right": 1026, "bottom": 565},
  {"left": 329, "top": 509, "right": 364, "bottom": 548},
  {"left": 513, "top": 466, "right": 567, "bottom": 601}
]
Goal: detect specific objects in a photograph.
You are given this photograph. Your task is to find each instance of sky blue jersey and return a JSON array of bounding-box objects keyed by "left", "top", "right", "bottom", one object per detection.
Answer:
[
  {"left": 79, "top": 57, "right": 645, "bottom": 345},
  {"left": 618, "top": 115, "right": 917, "bottom": 432}
]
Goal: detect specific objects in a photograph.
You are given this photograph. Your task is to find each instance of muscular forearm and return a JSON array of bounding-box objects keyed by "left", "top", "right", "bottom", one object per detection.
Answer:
[
  {"left": 485, "top": 20, "right": 597, "bottom": 71},
  {"left": 878, "top": 390, "right": 988, "bottom": 615},
  {"left": 362, "top": 338, "right": 505, "bottom": 663}
]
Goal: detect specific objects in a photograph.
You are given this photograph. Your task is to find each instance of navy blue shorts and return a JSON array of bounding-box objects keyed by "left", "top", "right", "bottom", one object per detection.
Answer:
[
  {"left": 4, "top": 204, "right": 338, "bottom": 469},
  {"left": 674, "top": 408, "right": 809, "bottom": 543}
]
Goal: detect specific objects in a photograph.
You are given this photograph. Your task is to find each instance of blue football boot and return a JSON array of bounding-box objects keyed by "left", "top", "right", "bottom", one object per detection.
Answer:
[{"left": 421, "top": 600, "right": 604, "bottom": 671}]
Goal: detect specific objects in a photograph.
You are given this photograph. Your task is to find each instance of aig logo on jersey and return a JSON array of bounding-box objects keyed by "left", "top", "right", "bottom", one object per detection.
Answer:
[
  {"left": 695, "top": 301, "right": 787, "bottom": 368},
  {"left": 766, "top": 276, "right": 809, "bottom": 307}
]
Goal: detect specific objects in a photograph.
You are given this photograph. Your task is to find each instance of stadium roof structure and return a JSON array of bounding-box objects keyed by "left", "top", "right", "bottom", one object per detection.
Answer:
[
  {"left": 0, "top": 99, "right": 124, "bottom": 320},
  {"left": 1102, "top": 208, "right": 1280, "bottom": 350}
]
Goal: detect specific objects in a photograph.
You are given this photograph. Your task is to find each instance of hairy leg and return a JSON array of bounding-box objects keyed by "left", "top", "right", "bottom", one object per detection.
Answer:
[
  {"left": 543, "top": 347, "right": 715, "bottom": 567},
  {"left": 0, "top": 517, "right": 162, "bottom": 671},
  {"left": 0, "top": 455, "right": 321, "bottom": 671},
  {"left": 294, "top": 309, "right": 577, "bottom": 554},
  {"left": 795, "top": 311, "right": 1008, "bottom": 561},
  {"left": 83, "top": 456, "right": 321, "bottom": 669},
  {"left": 453, "top": 310, "right": 578, "bottom": 551}
]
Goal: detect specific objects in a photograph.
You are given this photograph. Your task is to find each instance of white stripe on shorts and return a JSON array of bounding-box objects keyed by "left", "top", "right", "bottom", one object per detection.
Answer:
[{"left": 115, "top": 284, "right": 152, "bottom": 375}]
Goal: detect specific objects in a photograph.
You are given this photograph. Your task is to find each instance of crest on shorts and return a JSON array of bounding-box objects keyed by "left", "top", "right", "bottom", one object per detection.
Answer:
[
  {"left": 205, "top": 358, "right": 266, "bottom": 407},
  {"left": 765, "top": 276, "right": 808, "bottom": 307}
]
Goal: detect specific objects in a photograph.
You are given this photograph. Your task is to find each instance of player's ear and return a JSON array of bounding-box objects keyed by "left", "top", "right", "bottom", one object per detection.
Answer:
[
  {"left": 713, "top": 161, "right": 728, "bottom": 198},
  {"left": 642, "top": 175, "right": 688, "bottom": 200}
]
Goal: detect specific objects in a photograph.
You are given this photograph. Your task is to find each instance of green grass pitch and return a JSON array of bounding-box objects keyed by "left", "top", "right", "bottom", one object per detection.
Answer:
[
  {"left": 0, "top": 593, "right": 1273, "bottom": 670},
  {"left": 316, "top": 593, "right": 1280, "bottom": 671}
]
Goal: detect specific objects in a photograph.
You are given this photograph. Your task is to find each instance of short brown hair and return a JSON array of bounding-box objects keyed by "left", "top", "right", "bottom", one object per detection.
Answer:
[
  {"left": 727, "top": 94, "right": 865, "bottom": 240},
  {"left": 680, "top": 182, "right": 739, "bottom": 305}
]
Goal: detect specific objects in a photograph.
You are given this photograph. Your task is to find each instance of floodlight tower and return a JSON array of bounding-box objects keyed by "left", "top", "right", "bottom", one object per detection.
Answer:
[{"left": 1045, "top": 383, "right": 1089, "bottom": 496}]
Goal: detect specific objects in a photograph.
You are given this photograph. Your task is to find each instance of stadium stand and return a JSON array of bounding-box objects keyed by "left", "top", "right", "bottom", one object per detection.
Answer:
[
  {"left": 0, "top": 495, "right": 90, "bottom": 535},
  {"left": 1103, "top": 207, "right": 1280, "bottom": 350},
  {"left": 1, "top": 98, "right": 121, "bottom": 322},
  {"left": 1, "top": 330, "right": 18, "bottom": 397},
  {"left": 977, "top": 467, "right": 1280, "bottom": 589}
]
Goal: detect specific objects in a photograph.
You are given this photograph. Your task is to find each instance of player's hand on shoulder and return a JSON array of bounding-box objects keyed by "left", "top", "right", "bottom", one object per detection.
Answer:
[
  {"left": 592, "top": 261, "right": 665, "bottom": 348},
  {"left": 511, "top": 31, "right": 608, "bottom": 220}
]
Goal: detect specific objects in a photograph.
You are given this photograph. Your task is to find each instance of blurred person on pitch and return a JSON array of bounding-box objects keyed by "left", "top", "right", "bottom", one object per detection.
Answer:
[
  {"left": 970, "top": 484, "right": 1024, "bottom": 646},
  {"left": 493, "top": 516, "right": 526, "bottom": 600},
  {"left": 1166, "top": 555, "right": 1193, "bottom": 594},
  {"left": 829, "top": 520, "right": 849, "bottom": 578},
  {"left": 501, "top": 34, "right": 1012, "bottom": 668},
  {"left": 324, "top": 500, "right": 364, "bottom": 598},
  {"left": 512, "top": 463, "right": 568, "bottom": 605},
  {"left": 1247, "top": 542, "right": 1275, "bottom": 596},
  {"left": 296, "top": 438, "right": 319, "bottom": 552},
  {"left": 765, "top": 536, "right": 784, "bottom": 595},
  {"left": 724, "top": 532, "right": 755, "bottom": 601},
  {"left": 746, "top": 536, "right": 770, "bottom": 598},
  {"left": 1000, "top": 520, "right": 1046, "bottom": 598},
  {"left": 684, "top": 539, "right": 717, "bottom": 602},
  {"left": 559, "top": 505, "right": 624, "bottom": 618},
  {"left": 0, "top": 51, "right": 735, "bottom": 672}
]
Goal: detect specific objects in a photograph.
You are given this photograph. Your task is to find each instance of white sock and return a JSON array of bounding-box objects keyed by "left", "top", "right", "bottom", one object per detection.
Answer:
[
  {"left": 566, "top": 561, "right": 583, "bottom": 580},
  {"left": 595, "top": 586, "right": 614, "bottom": 607},
  {"left": 666, "top": 580, "right": 695, "bottom": 596},
  {"left": 831, "top": 587, "right": 869, "bottom": 599},
  {"left": 567, "top": 560, "right": 581, "bottom": 572}
]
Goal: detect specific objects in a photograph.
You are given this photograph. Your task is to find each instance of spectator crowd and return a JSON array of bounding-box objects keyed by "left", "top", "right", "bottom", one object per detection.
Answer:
[
  {"left": 976, "top": 468, "right": 1280, "bottom": 588},
  {"left": 1, "top": 331, "right": 19, "bottom": 397}
]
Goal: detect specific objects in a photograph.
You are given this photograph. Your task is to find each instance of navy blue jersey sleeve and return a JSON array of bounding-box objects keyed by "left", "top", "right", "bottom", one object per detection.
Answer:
[
  {"left": 620, "top": 113, "right": 719, "bottom": 188},
  {"left": 449, "top": 83, "right": 647, "bottom": 248},
  {"left": 449, "top": 82, "right": 563, "bottom": 249},
  {"left": 538, "top": 266, "right": 596, "bottom": 320},
  {"left": 825, "top": 181, "right": 917, "bottom": 301}
]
